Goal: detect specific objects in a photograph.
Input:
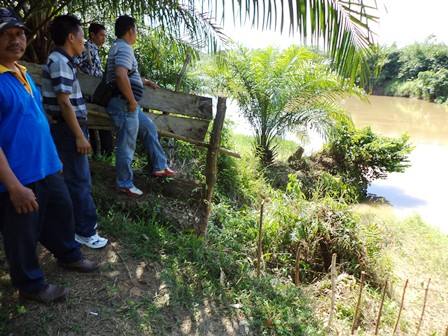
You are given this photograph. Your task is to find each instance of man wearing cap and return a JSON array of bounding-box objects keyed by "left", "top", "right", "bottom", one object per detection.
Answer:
[{"left": 0, "top": 7, "right": 100, "bottom": 303}]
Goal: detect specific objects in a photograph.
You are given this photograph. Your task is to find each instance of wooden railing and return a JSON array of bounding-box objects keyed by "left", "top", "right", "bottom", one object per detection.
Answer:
[{"left": 22, "top": 61, "right": 238, "bottom": 236}]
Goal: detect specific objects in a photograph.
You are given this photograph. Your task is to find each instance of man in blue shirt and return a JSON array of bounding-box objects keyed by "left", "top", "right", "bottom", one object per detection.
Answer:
[
  {"left": 42, "top": 15, "right": 108, "bottom": 249},
  {"left": 106, "top": 15, "right": 175, "bottom": 198},
  {"left": 0, "top": 7, "right": 100, "bottom": 303}
]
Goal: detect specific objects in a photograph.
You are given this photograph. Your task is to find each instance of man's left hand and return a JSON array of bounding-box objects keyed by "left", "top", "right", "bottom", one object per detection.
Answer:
[{"left": 144, "top": 79, "right": 159, "bottom": 90}]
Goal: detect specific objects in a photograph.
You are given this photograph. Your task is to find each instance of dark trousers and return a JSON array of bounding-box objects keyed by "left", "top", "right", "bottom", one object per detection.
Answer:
[
  {"left": 51, "top": 122, "right": 98, "bottom": 237},
  {"left": 0, "top": 173, "right": 82, "bottom": 293}
]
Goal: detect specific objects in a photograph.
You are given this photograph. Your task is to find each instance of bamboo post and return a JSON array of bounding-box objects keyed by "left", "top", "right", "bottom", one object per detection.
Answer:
[
  {"left": 257, "top": 200, "right": 265, "bottom": 278},
  {"left": 393, "top": 279, "right": 408, "bottom": 335},
  {"left": 294, "top": 245, "right": 300, "bottom": 286},
  {"left": 175, "top": 53, "right": 191, "bottom": 92},
  {"left": 92, "top": 129, "right": 101, "bottom": 155},
  {"left": 445, "top": 325, "right": 448, "bottom": 336},
  {"left": 375, "top": 280, "right": 388, "bottom": 335},
  {"left": 351, "top": 271, "right": 365, "bottom": 335},
  {"left": 198, "top": 96, "right": 227, "bottom": 237},
  {"left": 415, "top": 278, "right": 431, "bottom": 336},
  {"left": 329, "top": 253, "right": 337, "bottom": 329}
]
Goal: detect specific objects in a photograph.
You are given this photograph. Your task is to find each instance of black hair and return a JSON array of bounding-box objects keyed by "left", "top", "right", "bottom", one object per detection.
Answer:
[
  {"left": 88, "top": 23, "right": 106, "bottom": 35},
  {"left": 50, "top": 15, "right": 82, "bottom": 46},
  {"left": 115, "top": 15, "right": 136, "bottom": 38}
]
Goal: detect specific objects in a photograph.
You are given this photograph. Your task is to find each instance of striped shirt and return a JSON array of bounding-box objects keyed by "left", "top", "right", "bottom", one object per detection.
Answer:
[
  {"left": 105, "top": 39, "right": 144, "bottom": 101},
  {"left": 74, "top": 40, "right": 103, "bottom": 77},
  {"left": 42, "top": 48, "right": 87, "bottom": 118}
]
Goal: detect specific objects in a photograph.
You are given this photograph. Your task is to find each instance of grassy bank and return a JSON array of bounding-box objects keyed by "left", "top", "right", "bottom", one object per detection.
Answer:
[{"left": 1, "top": 132, "right": 447, "bottom": 335}]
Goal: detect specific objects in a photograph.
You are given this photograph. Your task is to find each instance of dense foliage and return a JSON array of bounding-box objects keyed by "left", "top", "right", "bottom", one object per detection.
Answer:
[
  {"left": 314, "top": 122, "right": 413, "bottom": 198},
  {"left": 1, "top": 0, "right": 379, "bottom": 87},
  {"left": 368, "top": 37, "right": 448, "bottom": 103}
]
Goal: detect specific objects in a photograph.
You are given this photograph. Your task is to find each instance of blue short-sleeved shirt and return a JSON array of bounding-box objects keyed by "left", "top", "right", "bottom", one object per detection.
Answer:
[
  {"left": 105, "top": 39, "right": 144, "bottom": 101},
  {"left": 42, "top": 48, "right": 87, "bottom": 118},
  {"left": 0, "top": 63, "right": 62, "bottom": 193}
]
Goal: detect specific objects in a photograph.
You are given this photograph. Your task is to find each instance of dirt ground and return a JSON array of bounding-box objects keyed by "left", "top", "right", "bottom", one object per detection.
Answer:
[
  {"left": 0, "top": 161, "right": 250, "bottom": 336},
  {"left": 1, "top": 242, "right": 250, "bottom": 335}
]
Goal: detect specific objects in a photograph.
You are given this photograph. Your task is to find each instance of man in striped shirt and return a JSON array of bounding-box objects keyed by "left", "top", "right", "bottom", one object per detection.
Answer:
[{"left": 42, "top": 15, "right": 107, "bottom": 249}]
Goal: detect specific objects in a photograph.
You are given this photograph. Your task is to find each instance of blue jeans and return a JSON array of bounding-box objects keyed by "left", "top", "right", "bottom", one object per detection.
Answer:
[
  {"left": 106, "top": 97, "right": 167, "bottom": 189},
  {"left": 0, "top": 173, "right": 83, "bottom": 293},
  {"left": 50, "top": 122, "right": 98, "bottom": 237}
]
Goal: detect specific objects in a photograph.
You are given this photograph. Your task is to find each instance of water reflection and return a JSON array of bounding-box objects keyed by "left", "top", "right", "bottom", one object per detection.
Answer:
[
  {"left": 343, "top": 96, "right": 448, "bottom": 233},
  {"left": 342, "top": 95, "right": 448, "bottom": 145}
]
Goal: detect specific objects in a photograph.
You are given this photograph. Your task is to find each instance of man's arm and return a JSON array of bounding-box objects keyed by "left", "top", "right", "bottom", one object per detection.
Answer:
[
  {"left": 56, "top": 93, "right": 92, "bottom": 155},
  {"left": 142, "top": 78, "right": 159, "bottom": 90},
  {"left": 0, "top": 147, "right": 38, "bottom": 214},
  {"left": 115, "top": 66, "right": 138, "bottom": 112}
]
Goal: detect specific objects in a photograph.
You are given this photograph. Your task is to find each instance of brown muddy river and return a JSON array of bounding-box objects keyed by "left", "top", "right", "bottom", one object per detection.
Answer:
[{"left": 342, "top": 95, "right": 448, "bottom": 233}]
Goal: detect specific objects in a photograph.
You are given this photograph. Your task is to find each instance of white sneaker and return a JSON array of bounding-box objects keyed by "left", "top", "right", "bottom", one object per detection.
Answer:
[
  {"left": 117, "top": 186, "right": 143, "bottom": 197},
  {"left": 75, "top": 233, "right": 108, "bottom": 249}
]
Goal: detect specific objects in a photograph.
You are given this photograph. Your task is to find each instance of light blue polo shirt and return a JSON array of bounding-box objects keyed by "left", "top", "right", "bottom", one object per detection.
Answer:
[{"left": 105, "top": 38, "right": 144, "bottom": 101}]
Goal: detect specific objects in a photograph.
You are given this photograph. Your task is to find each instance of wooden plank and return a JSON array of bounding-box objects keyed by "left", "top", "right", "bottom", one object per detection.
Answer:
[
  {"left": 87, "top": 105, "right": 209, "bottom": 141},
  {"left": 139, "top": 88, "right": 213, "bottom": 120},
  {"left": 21, "top": 61, "right": 213, "bottom": 120}
]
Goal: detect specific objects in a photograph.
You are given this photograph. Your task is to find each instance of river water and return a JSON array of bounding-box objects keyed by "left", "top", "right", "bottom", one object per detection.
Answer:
[
  {"left": 228, "top": 95, "right": 448, "bottom": 233},
  {"left": 342, "top": 95, "right": 448, "bottom": 233}
]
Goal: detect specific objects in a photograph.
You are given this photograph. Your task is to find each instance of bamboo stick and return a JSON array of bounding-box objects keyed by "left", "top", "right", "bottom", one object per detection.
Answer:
[
  {"left": 375, "top": 280, "right": 388, "bottom": 335},
  {"left": 294, "top": 246, "right": 300, "bottom": 286},
  {"left": 86, "top": 110, "right": 241, "bottom": 158},
  {"left": 256, "top": 200, "right": 265, "bottom": 278},
  {"left": 351, "top": 271, "right": 365, "bottom": 335},
  {"left": 393, "top": 279, "right": 408, "bottom": 335},
  {"left": 329, "top": 253, "right": 337, "bottom": 329},
  {"left": 415, "top": 278, "right": 431, "bottom": 336},
  {"left": 175, "top": 53, "right": 191, "bottom": 92},
  {"left": 159, "top": 130, "right": 241, "bottom": 158}
]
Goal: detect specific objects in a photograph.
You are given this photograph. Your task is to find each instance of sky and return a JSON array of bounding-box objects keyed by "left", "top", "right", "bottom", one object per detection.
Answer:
[{"left": 220, "top": 0, "right": 448, "bottom": 49}]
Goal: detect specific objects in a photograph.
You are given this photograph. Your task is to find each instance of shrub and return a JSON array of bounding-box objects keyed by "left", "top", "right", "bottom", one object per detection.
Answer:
[{"left": 315, "top": 122, "right": 413, "bottom": 198}]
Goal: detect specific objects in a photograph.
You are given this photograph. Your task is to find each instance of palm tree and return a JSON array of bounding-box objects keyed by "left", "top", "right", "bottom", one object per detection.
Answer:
[
  {"left": 202, "top": 45, "right": 364, "bottom": 164},
  {"left": 1, "top": 0, "right": 378, "bottom": 83}
]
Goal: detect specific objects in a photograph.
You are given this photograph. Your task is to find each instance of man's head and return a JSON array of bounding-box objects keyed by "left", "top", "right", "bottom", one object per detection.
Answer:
[
  {"left": 0, "top": 8, "right": 27, "bottom": 65},
  {"left": 88, "top": 23, "right": 106, "bottom": 47},
  {"left": 0, "top": 7, "right": 28, "bottom": 32},
  {"left": 50, "top": 15, "right": 84, "bottom": 56},
  {"left": 115, "top": 15, "right": 137, "bottom": 45}
]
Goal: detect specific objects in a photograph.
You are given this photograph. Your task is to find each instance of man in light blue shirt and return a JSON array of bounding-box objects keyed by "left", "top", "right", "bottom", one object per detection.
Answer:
[{"left": 105, "top": 15, "right": 174, "bottom": 198}]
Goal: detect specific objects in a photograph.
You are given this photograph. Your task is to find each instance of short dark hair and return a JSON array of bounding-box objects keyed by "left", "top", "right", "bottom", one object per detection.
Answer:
[
  {"left": 89, "top": 23, "right": 106, "bottom": 35},
  {"left": 50, "top": 15, "right": 82, "bottom": 46},
  {"left": 115, "top": 15, "right": 135, "bottom": 38}
]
